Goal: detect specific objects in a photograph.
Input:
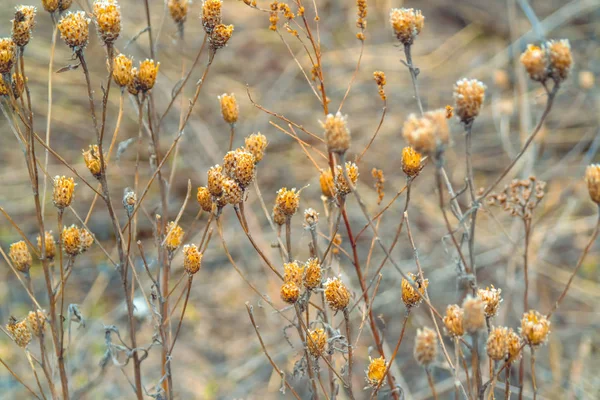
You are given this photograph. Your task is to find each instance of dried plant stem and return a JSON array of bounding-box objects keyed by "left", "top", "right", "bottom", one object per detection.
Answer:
[
  {"left": 0, "top": 356, "right": 42, "bottom": 400},
  {"left": 25, "top": 350, "right": 47, "bottom": 400},
  {"left": 168, "top": 276, "right": 193, "bottom": 354},
  {"left": 426, "top": 368, "right": 439, "bottom": 400},
  {"left": 465, "top": 122, "right": 479, "bottom": 292},
  {"left": 505, "top": 364, "right": 511, "bottom": 400},
  {"left": 472, "top": 331, "right": 483, "bottom": 395},
  {"left": 229, "top": 124, "right": 235, "bottom": 151},
  {"left": 403, "top": 44, "right": 424, "bottom": 115},
  {"left": 285, "top": 216, "right": 293, "bottom": 262},
  {"left": 42, "top": 26, "right": 58, "bottom": 216},
  {"left": 531, "top": 348, "right": 537, "bottom": 400},
  {"left": 343, "top": 308, "right": 356, "bottom": 400},
  {"left": 293, "top": 304, "right": 320, "bottom": 400},
  {"left": 523, "top": 220, "right": 532, "bottom": 311}
]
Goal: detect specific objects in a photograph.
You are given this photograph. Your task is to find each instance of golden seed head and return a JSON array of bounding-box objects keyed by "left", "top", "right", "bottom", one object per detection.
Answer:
[
  {"left": 42, "top": 0, "right": 59, "bottom": 13},
  {"left": 324, "top": 277, "right": 350, "bottom": 311},
  {"left": 303, "top": 208, "right": 319, "bottom": 227},
  {"left": 165, "top": 221, "right": 184, "bottom": 253},
  {"left": 280, "top": 281, "right": 300, "bottom": 304},
  {"left": 477, "top": 285, "right": 502, "bottom": 318},
  {"left": 168, "top": 0, "right": 188, "bottom": 24},
  {"left": 244, "top": 132, "right": 268, "bottom": 163},
  {"left": 335, "top": 162, "right": 359, "bottom": 196},
  {"left": 520, "top": 45, "right": 547, "bottom": 82},
  {"left": 507, "top": 329, "right": 522, "bottom": 362},
  {"left": 127, "top": 67, "right": 139, "bottom": 95},
  {"left": 202, "top": 0, "right": 222, "bottom": 34},
  {"left": 373, "top": 71, "right": 386, "bottom": 86},
  {"left": 486, "top": 326, "right": 509, "bottom": 361},
  {"left": 137, "top": 59, "right": 159, "bottom": 92},
  {"left": 93, "top": 0, "right": 121, "bottom": 44},
  {"left": 275, "top": 187, "right": 300, "bottom": 216},
  {"left": 578, "top": 71, "right": 594, "bottom": 90},
  {"left": 453, "top": 78, "right": 486, "bottom": 123},
  {"left": 272, "top": 204, "right": 286, "bottom": 226},
  {"left": 7, "top": 319, "right": 31, "bottom": 348},
  {"left": 53, "top": 176, "right": 75, "bottom": 209},
  {"left": 402, "top": 110, "right": 450, "bottom": 154},
  {"left": 59, "top": 0, "right": 73, "bottom": 12},
  {"left": 307, "top": 328, "right": 327, "bottom": 358},
  {"left": 80, "top": 228, "right": 94, "bottom": 252},
  {"left": 12, "top": 6, "right": 37, "bottom": 48},
  {"left": 269, "top": 1, "right": 279, "bottom": 31},
  {"left": 0, "top": 38, "right": 16, "bottom": 74},
  {"left": 197, "top": 186, "right": 213, "bottom": 212},
  {"left": 366, "top": 356, "right": 387, "bottom": 387},
  {"left": 112, "top": 53, "right": 133, "bottom": 87},
  {"left": 319, "top": 170, "right": 335, "bottom": 198},
  {"left": 27, "top": 310, "right": 46, "bottom": 336},
  {"left": 401, "top": 272, "right": 428, "bottom": 308},
  {"left": 210, "top": 24, "right": 234, "bottom": 50},
  {"left": 332, "top": 233, "right": 342, "bottom": 255},
  {"left": 303, "top": 258, "right": 322, "bottom": 290},
  {"left": 11, "top": 72, "right": 26, "bottom": 99},
  {"left": 58, "top": 11, "right": 91, "bottom": 50},
  {"left": 443, "top": 304, "right": 464, "bottom": 337},
  {"left": 221, "top": 178, "right": 243, "bottom": 205},
  {"left": 207, "top": 165, "right": 225, "bottom": 197},
  {"left": 520, "top": 310, "right": 550, "bottom": 346},
  {"left": 122, "top": 188, "right": 136, "bottom": 215},
  {"left": 546, "top": 39, "right": 572, "bottom": 82},
  {"left": 389, "top": 8, "right": 424, "bottom": 45},
  {"left": 283, "top": 261, "right": 304, "bottom": 287},
  {"left": 462, "top": 296, "right": 486, "bottom": 334},
  {"left": 183, "top": 244, "right": 202, "bottom": 275},
  {"left": 372, "top": 168, "right": 385, "bottom": 205},
  {"left": 322, "top": 112, "right": 351, "bottom": 154},
  {"left": 356, "top": 0, "right": 367, "bottom": 29},
  {"left": 61, "top": 225, "right": 90, "bottom": 256},
  {"left": 414, "top": 327, "right": 437, "bottom": 366},
  {"left": 223, "top": 149, "right": 255, "bottom": 187},
  {"left": 585, "top": 164, "right": 600, "bottom": 204},
  {"left": 219, "top": 93, "right": 239, "bottom": 124},
  {"left": 82, "top": 144, "right": 105, "bottom": 178},
  {"left": 0, "top": 75, "right": 8, "bottom": 96},
  {"left": 401, "top": 146, "right": 422, "bottom": 177},
  {"left": 10, "top": 241, "right": 32, "bottom": 273},
  {"left": 37, "top": 231, "right": 56, "bottom": 260}
]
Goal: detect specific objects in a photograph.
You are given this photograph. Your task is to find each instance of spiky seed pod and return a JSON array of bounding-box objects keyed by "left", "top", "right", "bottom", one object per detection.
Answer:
[
  {"left": 486, "top": 326, "right": 509, "bottom": 361},
  {"left": 93, "top": 0, "right": 121, "bottom": 44},
  {"left": 366, "top": 356, "right": 387, "bottom": 387},
  {"left": 127, "top": 67, "right": 140, "bottom": 95},
  {"left": 244, "top": 132, "right": 268, "bottom": 163},
  {"left": 53, "top": 176, "right": 75, "bottom": 209},
  {"left": 137, "top": 59, "right": 159, "bottom": 92},
  {"left": 165, "top": 222, "right": 184, "bottom": 253},
  {"left": 520, "top": 45, "right": 547, "bottom": 82},
  {"left": 324, "top": 277, "right": 350, "bottom": 311},
  {"left": 57, "top": 11, "right": 91, "bottom": 50},
  {"left": 62, "top": 225, "right": 82, "bottom": 256},
  {"left": 27, "top": 310, "right": 46, "bottom": 336},
  {"left": 322, "top": 112, "right": 350, "bottom": 154},
  {"left": 11, "top": 72, "right": 26, "bottom": 99},
  {"left": 82, "top": 145, "right": 105, "bottom": 178},
  {"left": 12, "top": 6, "right": 36, "bottom": 48},
  {"left": 443, "top": 304, "right": 464, "bottom": 337},
  {"left": 221, "top": 178, "right": 243, "bottom": 205},
  {"left": 280, "top": 282, "right": 300, "bottom": 304},
  {"left": 0, "top": 38, "right": 16, "bottom": 74},
  {"left": 223, "top": 149, "right": 255, "bottom": 187},
  {"left": 303, "top": 208, "right": 319, "bottom": 228},
  {"left": 307, "top": 328, "right": 327, "bottom": 358},
  {"left": 401, "top": 272, "right": 428, "bottom": 308},
  {"left": 373, "top": 70, "right": 387, "bottom": 100},
  {"left": 207, "top": 165, "right": 225, "bottom": 197},
  {"left": 42, "top": 0, "right": 59, "bottom": 13},
  {"left": 202, "top": 0, "right": 222, "bottom": 34},
  {"left": 112, "top": 54, "right": 133, "bottom": 87},
  {"left": 9, "top": 241, "right": 32, "bottom": 273},
  {"left": 520, "top": 310, "right": 550, "bottom": 347},
  {"left": 283, "top": 261, "right": 304, "bottom": 287},
  {"left": 547, "top": 39, "right": 572, "bottom": 82},
  {"left": 462, "top": 296, "right": 486, "bottom": 334},
  {"left": 585, "top": 164, "right": 600, "bottom": 204},
  {"left": 37, "top": 231, "right": 56, "bottom": 260},
  {"left": 273, "top": 205, "right": 286, "bottom": 226},
  {"left": 401, "top": 146, "right": 421, "bottom": 177},
  {"left": 319, "top": 170, "right": 335, "bottom": 198},
  {"left": 275, "top": 187, "right": 300, "bottom": 216},
  {"left": 414, "top": 327, "right": 437, "bottom": 366},
  {"left": 453, "top": 78, "right": 486, "bottom": 123},
  {"left": 507, "top": 329, "right": 522, "bottom": 362},
  {"left": 59, "top": 0, "right": 72, "bottom": 12},
  {"left": 402, "top": 109, "right": 450, "bottom": 155},
  {"left": 389, "top": 8, "right": 424, "bottom": 45},
  {"left": 218, "top": 93, "right": 238, "bottom": 124},
  {"left": 168, "top": 0, "right": 188, "bottom": 24},
  {"left": 183, "top": 244, "right": 202, "bottom": 275},
  {"left": 79, "top": 228, "right": 94, "bottom": 253},
  {"left": 210, "top": 24, "right": 234, "bottom": 50},
  {"left": 197, "top": 186, "right": 213, "bottom": 212},
  {"left": 7, "top": 319, "right": 31, "bottom": 348},
  {"left": 335, "top": 162, "right": 359, "bottom": 196},
  {"left": 123, "top": 188, "right": 136, "bottom": 216},
  {"left": 303, "top": 258, "right": 321, "bottom": 290},
  {"left": 477, "top": 286, "right": 502, "bottom": 318}
]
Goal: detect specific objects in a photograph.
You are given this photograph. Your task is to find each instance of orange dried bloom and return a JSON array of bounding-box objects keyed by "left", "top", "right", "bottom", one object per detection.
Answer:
[
  {"left": 283, "top": 261, "right": 304, "bottom": 287},
  {"left": 53, "top": 176, "right": 75, "bottom": 209},
  {"left": 477, "top": 285, "right": 502, "bottom": 318},
  {"left": 401, "top": 272, "right": 428, "bottom": 308},
  {"left": 11, "top": 73, "right": 26, "bottom": 99},
  {"left": 207, "top": 165, "right": 225, "bottom": 197},
  {"left": 183, "top": 244, "right": 202, "bottom": 274},
  {"left": 280, "top": 282, "right": 300, "bottom": 303},
  {"left": 324, "top": 277, "right": 350, "bottom": 311},
  {"left": 322, "top": 112, "right": 350, "bottom": 154},
  {"left": 202, "top": 0, "right": 222, "bottom": 34},
  {"left": 373, "top": 70, "right": 386, "bottom": 100},
  {"left": 332, "top": 233, "right": 342, "bottom": 255},
  {"left": 113, "top": 53, "right": 133, "bottom": 87},
  {"left": 414, "top": 327, "right": 437, "bottom": 366},
  {"left": 42, "top": 0, "right": 59, "bottom": 13},
  {"left": 93, "top": 0, "right": 121, "bottom": 44},
  {"left": 0, "top": 75, "right": 9, "bottom": 96},
  {"left": 165, "top": 221, "right": 184, "bottom": 253},
  {"left": 223, "top": 149, "right": 255, "bottom": 187},
  {"left": 366, "top": 356, "right": 386, "bottom": 387},
  {"left": 487, "top": 326, "right": 509, "bottom": 361},
  {"left": 372, "top": 168, "right": 385, "bottom": 205},
  {"left": 137, "top": 59, "right": 159, "bottom": 92},
  {"left": 210, "top": 24, "right": 234, "bottom": 50},
  {"left": 58, "top": 11, "right": 91, "bottom": 50},
  {"left": 520, "top": 310, "right": 550, "bottom": 346},
  {"left": 219, "top": 93, "right": 239, "bottom": 124},
  {"left": 335, "top": 162, "right": 359, "bottom": 196},
  {"left": 389, "top": 8, "right": 424, "bottom": 45},
  {"left": 244, "top": 132, "right": 268, "bottom": 163},
  {"left": 80, "top": 228, "right": 94, "bottom": 252},
  {"left": 303, "top": 258, "right": 321, "bottom": 290},
  {"left": 356, "top": 0, "right": 367, "bottom": 31},
  {"left": 453, "top": 78, "right": 486, "bottom": 123},
  {"left": 585, "top": 164, "right": 600, "bottom": 204},
  {"left": 10, "top": 241, "right": 32, "bottom": 273},
  {"left": 272, "top": 204, "right": 286, "bottom": 226},
  {"left": 269, "top": 1, "right": 279, "bottom": 31},
  {"left": 507, "top": 329, "right": 522, "bottom": 362},
  {"left": 462, "top": 296, "right": 485, "bottom": 334},
  {"left": 197, "top": 186, "right": 213, "bottom": 212},
  {"left": 319, "top": 170, "right": 335, "bottom": 198},
  {"left": 275, "top": 187, "right": 300, "bottom": 216},
  {"left": 520, "top": 45, "right": 547, "bottom": 82},
  {"left": 443, "top": 304, "right": 464, "bottom": 337},
  {"left": 12, "top": 6, "right": 36, "bottom": 48},
  {"left": 128, "top": 67, "right": 140, "bottom": 95},
  {"left": 62, "top": 225, "right": 85, "bottom": 256},
  {"left": 402, "top": 109, "right": 449, "bottom": 154},
  {"left": 82, "top": 144, "right": 105, "bottom": 178},
  {"left": 7, "top": 319, "right": 31, "bottom": 348},
  {"left": 27, "top": 310, "right": 46, "bottom": 336},
  {"left": 59, "top": 0, "right": 72, "bottom": 12},
  {"left": 37, "top": 231, "right": 56, "bottom": 260},
  {"left": 278, "top": 3, "right": 294, "bottom": 19},
  {"left": 221, "top": 178, "right": 243, "bottom": 205},
  {"left": 307, "top": 328, "right": 327, "bottom": 358},
  {"left": 401, "top": 146, "right": 421, "bottom": 177},
  {"left": 168, "top": 0, "right": 188, "bottom": 24},
  {"left": 0, "top": 38, "right": 16, "bottom": 74},
  {"left": 547, "top": 39, "right": 572, "bottom": 82}
]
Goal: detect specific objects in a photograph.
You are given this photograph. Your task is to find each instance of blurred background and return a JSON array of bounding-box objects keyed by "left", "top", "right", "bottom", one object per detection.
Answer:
[{"left": 1, "top": 0, "right": 600, "bottom": 398}]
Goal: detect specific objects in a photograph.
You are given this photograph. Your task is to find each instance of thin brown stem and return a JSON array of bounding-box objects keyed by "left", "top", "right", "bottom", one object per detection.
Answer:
[
  {"left": 426, "top": 368, "right": 439, "bottom": 400},
  {"left": 343, "top": 308, "right": 356, "bottom": 400}
]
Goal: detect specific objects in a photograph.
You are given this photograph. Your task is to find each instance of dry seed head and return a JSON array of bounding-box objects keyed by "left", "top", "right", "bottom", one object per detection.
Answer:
[
  {"left": 389, "top": 8, "right": 424, "bottom": 45},
  {"left": 275, "top": 187, "right": 300, "bottom": 216},
  {"left": 82, "top": 144, "right": 105, "bottom": 178},
  {"left": 443, "top": 304, "right": 464, "bottom": 337},
  {"left": 303, "top": 208, "right": 319, "bottom": 228},
  {"left": 37, "top": 231, "right": 56, "bottom": 260},
  {"left": 183, "top": 244, "right": 202, "bottom": 274},
  {"left": 477, "top": 285, "right": 502, "bottom": 318},
  {"left": 507, "top": 329, "right": 522, "bottom": 362},
  {"left": 520, "top": 45, "right": 547, "bottom": 82},
  {"left": 122, "top": 188, "right": 136, "bottom": 216},
  {"left": 373, "top": 70, "right": 386, "bottom": 100},
  {"left": 303, "top": 258, "right": 321, "bottom": 290},
  {"left": 221, "top": 178, "right": 243, "bottom": 204},
  {"left": 322, "top": 112, "right": 350, "bottom": 154},
  {"left": 319, "top": 170, "right": 335, "bottom": 198},
  {"left": 27, "top": 310, "right": 46, "bottom": 336},
  {"left": 332, "top": 233, "right": 342, "bottom": 255},
  {"left": 402, "top": 109, "right": 450, "bottom": 154},
  {"left": 366, "top": 356, "right": 387, "bottom": 387},
  {"left": 197, "top": 186, "right": 213, "bottom": 212},
  {"left": 207, "top": 165, "right": 225, "bottom": 197},
  {"left": 210, "top": 24, "right": 234, "bottom": 50},
  {"left": 202, "top": 0, "right": 222, "bottom": 34},
  {"left": 356, "top": 0, "right": 367, "bottom": 36},
  {"left": 0, "top": 38, "right": 16, "bottom": 74},
  {"left": 61, "top": 225, "right": 82, "bottom": 256},
  {"left": 372, "top": 168, "right": 385, "bottom": 205},
  {"left": 137, "top": 59, "right": 159, "bottom": 92},
  {"left": 453, "top": 78, "right": 486, "bottom": 123},
  {"left": 324, "top": 277, "right": 350, "bottom": 311},
  {"left": 9, "top": 241, "right": 32, "bottom": 273},
  {"left": 486, "top": 326, "right": 509, "bottom": 361},
  {"left": 219, "top": 93, "right": 239, "bottom": 124},
  {"left": 93, "top": 0, "right": 121, "bottom": 44},
  {"left": 112, "top": 54, "right": 133, "bottom": 87},
  {"left": 547, "top": 39, "right": 572, "bottom": 82},
  {"left": 80, "top": 228, "right": 93, "bottom": 252},
  {"left": 168, "top": 0, "right": 188, "bottom": 24},
  {"left": 127, "top": 67, "right": 140, "bottom": 95},
  {"left": 520, "top": 310, "right": 550, "bottom": 346},
  {"left": 7, "top": 319, "right": 31, "bottom": 348},
  {"left": 579, "top": 71, "right": 594, "bottom": 90},
  {"left": 59, "top": 0, "right": 72, "bottom": 12},
  {"left": 402, "top": 146, "right": 421, "bottom": 177},
  {"left": 585, "top": 164, "right": 600, "bottom": 204},
  {"left": 462, "top": 296, "right": 486, "bottom": 334},
  {"left": 244, "top": 132, "right": 268, "bottom": 163},
  {"left": 12, "top": 6, "right": 37, "bottom": 48},
  {"left": 414, "top": 327, "right": 437, "bottom": 366},
  {"left": 0, "top": 75, "right": 8, "bottom": 96},
  {"left": 335, "top": 162, "right": 359, "bottom": 196},
  {"left": 401, "top": 272, "right": 428, "bottom": 308},
  {"left": 224, "top": 149, "right": 255, "bottom": 187},
  {"left": 280, "top": 282, "right": 300, "bottom": 304},
  {"left": 53, "top": 176, "right": 75, "bottom": 209},
  {"left": 283, "top": 261, "right": 304, "bottom": 287},
  {"left": 11, "top": 72, "right": 26, "bottom": 99},
  {"left": 42, "top": 0, "right": 59, "bottom": 13},
  {"left": 165, "top": 221, "right": 184, "bottom": 253},
  {"left": 268, "top": 1, "right": 279, "bottom": 31},
  {"left": 307, "top": 328, "right": 327, "bottom": 358},
  {"left": 58, "top": 11, "right": 91, "bottom": 50},
  {"left": 272, "top": 204, "right": 286, "bottom": 226}
]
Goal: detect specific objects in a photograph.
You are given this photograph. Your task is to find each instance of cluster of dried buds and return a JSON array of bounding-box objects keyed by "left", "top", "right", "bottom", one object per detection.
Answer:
[
  {"left": 486, "top": 176, "right": 546, "bottom": 220},
  {"left": 279, "top": 258, "right": 324, "bottom": 304}
]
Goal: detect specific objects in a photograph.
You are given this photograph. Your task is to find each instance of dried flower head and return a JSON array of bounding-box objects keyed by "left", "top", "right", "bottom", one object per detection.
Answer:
[
  {"left": 462, "top": 296, "right": 486, "bottom": 334},
  {"left": 322, "top": 112, "right": 350, "bottom": 154},
  {"left": 244, "top": 132, "right": 268, "bottom": 163},
  {"left": 0, "top": 75, "right": 9, "bottom": 96},
  {"left": 486, "top": 176, "right": 546, "bottom": 220},
  {"left": 401, "top": 272, "right": 428, "bottom": 308},
  {"left": 165, "top": 221, "right": 184, "bottom": 253},
  {"left": 283, "top": 261, "right": 304, "bottom": 287},
  {"left": 37, "top": 231, "right": 56, "bottom": 260},
  {"left": 547, "top": 39, "right": 572, "bottom": 82},
  {"left": 7, "top": 319, "right": 31, "bottom": 348},
  {"left": 389, "top": 8, "right": 424, "bottom": 45},
  {"left": 127, "top": 67, "right": 140, "bottom": 95},
  {"left": 356, "top": 0, "right": 367, "bottom": 32},
  {"left": 520, "top": 310, "right": 550, "bottom": 346},
  {"left": 372, "top": 168, "right": 385, "bottom": 205},
  {"left": 585, "top": 164, "right": 600, "bottom": 204},
  {"left": 414, "top": 327, "right": 437, "bottom": 366},
  {"left": 443, "top": 304, "right": 464, "bottom": 337},
  {"left": 123, "top": 188, "right": 136, "bottom": 215},
  {"left": 197, "top": 186, "right": 213, "bottom": 212},
  {"left": 324, "top": 277, "right": 350, "bottom": 311},
  {"left": 453, "top": 78, "right": 486, "bottom": 123},
  {"left": 268, "top": 1, "right": 279, "bottom": 31},
  {"left": 207, "top": 165, "right": 225, "bottom": 197},
  {"left": 275, "top": 187, "right": 300, "bottom": 216},
  {"left": 93, "top": 0, "right": 121, "bottom": 44},
  {"left": 137, "top": 59, "right": 159, "bottom": 92},
  {"left": 42, "top": 0, "right": 59, "bottom": 13},
  {"left": 487, "top": 326, "right": 509, "bottom": 361},
  {"left": 272, "top": 204, "right": 286, "bottom": 226},
  {"left": 507, "top": 329, "right": 522, "bottom": 362},
  {"left": 82, "top": 144, "right": 105, "bottom": 178},
  {"left": 303, "top": 208, "right": 319, "bottom": 228},
  {"left": 210, "top": 24, "right": 234, "bottom": 50},
  {"left": 303, "top": 258, "right": 321, "bottom": 290},
  {"left": 53, "top": 176, "right": 75, "bottom": 209},
  {"left": 0, "top": 38, "right": 16, "bottom": 74},
  {"left": 222, "top": 178, "right": 243, "bottom": 205},
  {"left": 27, "top": 310, "right": 46, "bottom": 336},
  {"left": 9, "top": 241, "right": 32, "bottom": 273},
  {"left": 57, "top": 11, "right": 91, "bottom": 50},
  {"left": 366, "top": 356, "right": 387, "bottom": 387},
  {"left": 12, "top": 6, "right": 36, "bottom": 48},
  {"left": 112, "top": 53, "right": 133, "bottom": 87},
  {"left": 183, "top": 244, "right": 202, "bottom": 275},
  {"left": 477, "top": 286, "right": 502, "bottom": 318},
  {"left": 79, "top": 228, "right": 94, "bottom": 253},
  {"left": 280, "top": 282, "right": 300, "bottom": 303},
  {"left": 402, "top": 146, "right": 422, "bottom": 177},
  {"left": 335, "top": 162, "right": 359, "bottom": 196},
  {"left": 373, "top": 70, "right": 386, "bottom": 100},
  {"left": 62, "top": 225, "right": 84, "bottom": 256},
  {"left": 307, "top": 328, "right": 327, "bottom": 358},
  {"left": 223, "top": 149, "right": 255, "bottom": 187},
  {"left": 202, "top": 0, "right": 222, "bottom": 34},
  {"left": 59, "top": 0, "right": 72, "bottom": 12},
  {"left": 332, "top": 233, "right": 342, "bottom": 256},
  {"left": 319, "top": 170, "right": 335, "bottom": 198},
  {"left": 402, "top": 109, "right": 450, "bottom": 155},
  {"left": 219, "top": 93, "right": 239, "bottom": 124},
  {"left": 520, "top": 44, "right": 547, "bottom": 82},
  {"left": 168, "top": 0, "right": 188, "bottom": 24}
]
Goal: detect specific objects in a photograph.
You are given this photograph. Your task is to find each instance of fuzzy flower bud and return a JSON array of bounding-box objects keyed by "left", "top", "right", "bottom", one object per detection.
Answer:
[
  {"left": 58, "top": 11, "right": 91, "bottom": 50},
  {"left": 462, "top": 296, "right": 486, "bottom": 334},
  {"left": 401, "top": 272, "right": 428, "bottom": 309},
  {"left": 168, "top": 0, "right": 188, "bottom": 24},
  {"left": 303, "top": 208, "right": 319, "bottom": 228},
  {"left": 335, "top": 162, "right": 359, "bottom": 196},
  {"left": 453, "top": 78, "right": 486, "bottom": 123},
  {"left": 210, "top": 24, "right": 233, "bottom": 50},
  {"left": 486, "top": 326, "right": 509, "bottom": 361},
  {"left": 272, "top": 204, "right": 286, "bottom": 226},
  {"left": 244, "top": 132, "right": 268, "bottom": 163},
  {"left": 197, "top": 186, "right": 213, "bottom": 212},
  {"left": 7, "top": 319, "right": 31, "bottom": 348},
  {"left": 283, "top": 261, "right": 304, "bottom": 287},
  {"left": 123, "top": 188, "right": 136, "bottom": 216},
  {"left": 547, "top": 39, "right": 572, "bottom": 82},
  {"left": 322, "top": 112, "right": 350, "bottom": 154},
  {"left": 402, "top": 109, "right": 450, "bottom": 155},
  {"left": 10, "top": 241, "right": 32, "bottom": 273},
  {"left": 52, "top": 176, "right": 75, "bottom": 209},
  {"left": 27, "top": 310, "right": 46, "bottom": 336},
  {"left": 62, "top": 225, "right": 92, "bottom": 256},
  {"left": 93, "top": 0, "right": 121, "bottom": 44},
  {"left": 82, "top": 144, "right": 105, "bottom": 178},
  {"left": 112, "top": 53, "right": 133, "bottom": 87},
  {"left": 324, "top": 277, "right": 350, "bottom": 311},
  {"left": 183, "top": 244, "right": 202, "bottom": 274},
  {"left": 218, "top": 93, "right": 238, "bottom": 124},
  {"left": 443, "top": 304, "right": 464, "bottom": 337},
  {"left": 42, "top": 0, "right": 59, "bottom": 13},
  {"left": 12, "top": 6, "right": 36, "bottom": 48},
  {"left": 319, "top": 170, "right": 335, "bottom": 198},
  {"left": 366, "top": 356, "right": 387, "bottom": 387},
  {"left": 507, "top": 329, "right": 522, "bottom": 362},
  {"left": 0, "top": 38, "right": 16, "bottom": 74},
  {"left": 223, "top": 149, "right": 255, "bottom": 187},
  {"left": 202, "top": 0, "right": 222, "bottom": 34},
  {"left": 165, "top": 221, "right": 184, "bottom": 253},
  {"left": 585, "top": 164, "right": 600, "bottom": 204},
  {"left": 275, "top": 187, "right": 300, "bottom": 216},
  {"left": 477, "top": 285, "right": 502, "bottom": 318},
  {"left": 59, "top": 0, "right": 72, "bottom": 12},
  {"left": 520, "top": 44, "right": 547, "bottom": 82},
  {"left": 520, "top": 310, "right": 550, "bottom": 347},
  {"left": 307, "top": 328, "right": 327, "bottom": 358},
  {"left": 389, "top": 8, "right": 424, "bottom": 45},
  {"left": 207, "top": 165, "right": 225, "bottom": 197},
  {"left": 280, "top": 282, "right": 300, "bottom": 303},
  {"left": 37, "top": 231, "right": 56, "bottom": 260},
  {"left": 137, "top": 59, "right": 159, "bottom": 92},
  {"left": 303, "top": 258, "right": 321, "bottom": 290},
  {"left": 222, "top": 178, "right": 243, "bottom": 205},
  {"left": 401, "top": 146, "right": 421, "bottom": 177},
  {"left": 414, "top": 327, "right": 437, "bottom": 366}
]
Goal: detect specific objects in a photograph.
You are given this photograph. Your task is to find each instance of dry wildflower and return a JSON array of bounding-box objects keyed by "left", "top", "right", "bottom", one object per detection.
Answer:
[
  {"left": 487, "top": 176, "right": 546, "bottom": 220},
  {"left": 82, "top": 144, "right": 105, "bottom": 178},
  {"left": 112, "top": 54, "right": 133, "bottom": 87},
  {"left": 453, "top": 78, "right": 486, "bottom": 123},
  {"left": 11, "top": 73, "right": 26, "bottom": 99},
  {"left": 197, "top": 186, "right": 213, "bottom": 212},
  {"left": 224, "top": 149, "right": 255, "bottom": 187},
  {"left": 507, "top": 329, "right": 522, "bottom": 362},
  {"left": 61, "top": 225, "right": 82, "bottom": 256},
  {"left": 272, "top": 204, "right": 286, "bottom": 226},
  {"left": 283, "top": 261, "right": 304, "bottom": 287},
  {"left": 168, "top": 0, "right": 188, "bottom": 24},
  {"left": 372, "top": 168, "right": 385, "bottom": 205},
  {"left": 356, "top": 0, "right": 367, "bottom": 33},
  {"left": 389, "top": 8, "right": 424, "bottom": 45},
  {"left": 520, "top": 310, "right": 550, "bottom": 346},
  {"left": 280, "top": 282, "right": 300, "bottom": 304},
  {"left": 303, "top": 208, "right": 319, "bottom": 228},
  {"left": 402, "top": 109, "right": 450, "bottom": 155},
  {"left": 244, "top": 132, "right": 268, "bottom": 163},
  {"left": 42, "top": 0, "right": 59, "bottom": 13},
  {"left": 477, "top": 285, "right": 502, "bottom": 318},
  {"left": 585, "top": 164, "right": 600, "bottom": 204},
  {"left": 208, "top": 165, "right": 225, "bottom": 197},
  {"left": 183, "top": 244, "right": 202, "bottom": 275},
  {"left": 401, "top": 146, "right": 421, "bottom": 177},
  {"left": 210, "top": 24, "right": 234, "bottom": 50},
  {"left": 278, "top": 3, "right": 294, "bottom": 19},
  {"left": 165, "top": 221, "right": 184, "bottom": 253},
  {"left": 303, "top": 258, "right": 321, "bottom": 290},
  {"left": 487, "top": 326, "right": 509, "bottom": 361},
  {"left": 12, "top": 6, "right": 36, "bottom": 48},
  {"left": 269, "top": 1, "right": 279, "bottom": 31},
  {"left": 53, "top": 176, "right": 75, "bottom": 209},
  {"left": 445, "top": 105, "right": 454, "bottom": 119},
  {"left": 520, "top": 45, "right": 547, "bottom": 82},
  {"left": 401, "top": 272, "right": 428, "bottom": 308},
  {"left": 27, "top": 310, "right": 46, "bottom": 336},
  {"left": 443, "top": 304, "right": 464, "bottom": 338},
  {"left": 324, "top": 277, "right": 350, "bottom": 311},
  {"left": 275, "top": 187, "right": 300, "bottom": 216},
  {"left": 319, "top": 170, "right": 335, "bottom": 198},
  {"left": 0, "top": 75, "right": 8, "bottom": 96},
  {"left": 202, "top": 0, "right": 222, "bottom": 34},
  {"left": 0, "top": 38, "right": 16, "bottom": 74},
  {"left": 10, "top": 241, "right": 32, "bottom": 273},
  {"left": 322, "top": 112, "right": 350, "bottom": 154},
  {"left": 7, "top": 319, "right": 31, "bottom": 348},
  {"left": 307, "top": 328, "right": 327, "bottom": 358},
  {"left": 57, "top": 11, "right": 91, "bottom": 50},
  {"left": 335, "top": 162, "right": 359, "bottom": 196},
  {"left": 332, "top": 233, "right": 342, "bottom": 256},
  {"left": 547, "top": 39, "right": 572, "bottom": 82},
  {"left": 127, "top": 67, "right": 140, "bottom": 95},
  {"left": 79, "top": 228, "right": 94, "bottom": 253},
  {"left": 59, "top": 0, "right": 72, "bottom": 12},
  {"left": 578, "top": 70, "right": 594, "bottom": 90},
  {"left": 221, "top": 178, "right": 243, "bottom": 204},
  {"left": 462, "top": 296, "right": 486, "bottom": 334},
  {"left": 218, "top": 93, "right": 238, "bottom": 124},
  {"left": 366, "top": 356, "right": 387, "bottom": 387},
  {"left": 137, "top": 59, "right": 159, "bottom": 92},
  {"left": 373, "top": 70, "right": 386, "bottom": 100},
  {"left": 93, "top": 0, "right": 121, "bottom": 44},
  {"left": 37, "top": 231, "right": 56, "bottom": 260},
  {"left": 122, "top": 188, "right": 136, "bottom": 216},
  {"left": 414, "top": 327, "right": 437, "bottom": 366}
]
